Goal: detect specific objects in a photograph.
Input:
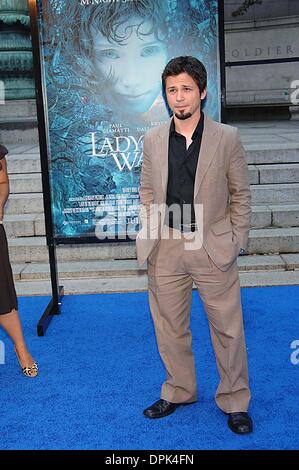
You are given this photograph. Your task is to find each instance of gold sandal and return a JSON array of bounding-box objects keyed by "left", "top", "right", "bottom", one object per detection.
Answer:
[{"left": 14, "top": 346, "right": 38, "bottom": 378}]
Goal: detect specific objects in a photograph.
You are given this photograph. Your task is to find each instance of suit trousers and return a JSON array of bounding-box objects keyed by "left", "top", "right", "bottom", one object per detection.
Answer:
[{"left": 147, "top": 226, "right": 251, "bottom": 413}]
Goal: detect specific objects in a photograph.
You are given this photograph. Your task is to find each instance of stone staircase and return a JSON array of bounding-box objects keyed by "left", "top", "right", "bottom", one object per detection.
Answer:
[{"left": 3, "top": 120, "right": 299, "bottom": 295}]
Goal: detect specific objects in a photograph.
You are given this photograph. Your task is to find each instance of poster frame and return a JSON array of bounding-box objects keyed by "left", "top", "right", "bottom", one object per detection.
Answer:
[{"left": 28, "top": 0, "right": 225, "bottom": 335}]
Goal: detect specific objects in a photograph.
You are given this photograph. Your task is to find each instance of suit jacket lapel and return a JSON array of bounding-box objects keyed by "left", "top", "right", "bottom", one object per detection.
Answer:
[
  {"left": 155, "top": 115, "right": 223, "bottom": 201},
  {"left": 194, "top": 115, "right": 223, "bottom": 200},
  {"left": 157, "top": 120, "right": 171, "bottom": 198}
]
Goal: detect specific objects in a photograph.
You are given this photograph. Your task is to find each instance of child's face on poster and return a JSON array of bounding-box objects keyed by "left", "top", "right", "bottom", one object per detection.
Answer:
[{"left": 92, "top": 17, "right": 168, "bottom": 114}]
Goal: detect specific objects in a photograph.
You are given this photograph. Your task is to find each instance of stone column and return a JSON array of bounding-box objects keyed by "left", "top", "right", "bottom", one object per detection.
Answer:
[
  {"left": 0, "top": 0, "right": 37, "bottom": 144},
  {"left": 0, "top": 0, "right": 35, "bottom": 100}
]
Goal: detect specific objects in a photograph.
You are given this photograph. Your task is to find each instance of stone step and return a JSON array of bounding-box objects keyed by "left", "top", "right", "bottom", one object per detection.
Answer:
[
  {"left": 5, "top": 182, "right": 299, "bottom": 214},
  {"left": 7, "top": 227, "right": 299, "bottom": 264},
  {"left": 3, "top": 203, "right": 299, "bottom": 239},
  {"left": 5, "top": 193, "right": 44, "bottom": 215},
  {"left": 248, "top": 164, "right": 299, "bottom": 186},
  {"left": 0, "top": 100, "right": 37, "bottom": 120},
  {"left": 0, "top": 127, "right": 38, "bottom": 145},
  {"left": 6, "top": 165, "right": 298, "bottom": 191},
  {"left": 250, "top": 204, "right": 299, "bottom": 228},
  {"left": 7, "top": 145, "right": 39, "bottom": 155},
  {"left": 250, "top": 183, "right": 299, "bottom": 204},
  {"left": 248, "top": 227, "right": 299, "bottom": 254},
  {"left": 9, "top": 173, "right": 42, "bottom": 194},
  {"left": 5, "top": 143, "right": 299, "bottom": 174},
  {"left": 3, "top": 214, "right": 44, "bottom": 238},
  {"left": 8, "top": 237, "right": 137, "bottom": 263},
  {"left": 248, "top": 166, "right": 259, "bottom": 184},
  {"left": 244, "top": 143, "right": 299, "bottom": 164},
  {"left": 0, "top": 117, "right": 37, "bottom": 125},
  {"left": 3, "top": 204, "right": 299, "bottom": 238},
  {"left": 6, "top": 163, "right": 299, "bottom": 189},
  {"left": 270, "top": 204, "right": 299, "bottom": 227},
  {"left": 251, "top": 205, "right": 271, "bottom": 228},
  {"left": 256, "top": 163, "right": 299, "bottom": 184},
  {"left": 11, "top": 254, "right": 299, "bottom": 282},
  {"left": 15, "top": 259, "right": 145, "bottom": 281},
  {"left": 6, "top": 153, "right": 40, "bottom": 174},
  {"left": 13, "top": 269, "right": 299, "bottom": 296}
]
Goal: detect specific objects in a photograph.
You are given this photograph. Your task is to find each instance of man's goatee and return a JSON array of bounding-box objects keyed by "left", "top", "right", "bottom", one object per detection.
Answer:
[{"left": 174, "top": 112, "right": 192, "bottom": 120}]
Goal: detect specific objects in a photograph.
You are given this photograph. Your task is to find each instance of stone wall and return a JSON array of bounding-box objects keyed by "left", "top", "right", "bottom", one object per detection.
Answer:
[
  {"left": 224, "top": 0, "right": 299, "bottom": 119},
  {"left": 225, "top": 16, "right": 299, "bottom": 107},
  {"left": 224, "top": 0, "right": 299, "bottom": 21}
]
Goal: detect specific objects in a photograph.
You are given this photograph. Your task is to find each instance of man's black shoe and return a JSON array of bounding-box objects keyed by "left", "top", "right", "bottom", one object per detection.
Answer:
[
  {"left": 143, "top": 399, "right": 181, "bottom": 419},
  {"left": 227, "top": 412, "right": 253, "bottom": 434}
]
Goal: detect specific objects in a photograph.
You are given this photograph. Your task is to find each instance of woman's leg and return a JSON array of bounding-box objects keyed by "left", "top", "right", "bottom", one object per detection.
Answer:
[{"left": 0, "top": 309, "right": 37, "bottom": 375}]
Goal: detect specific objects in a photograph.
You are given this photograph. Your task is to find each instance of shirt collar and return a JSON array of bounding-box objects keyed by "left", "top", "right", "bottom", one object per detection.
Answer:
[{"left": 169, "top": 112, "right": 204, "bottom": 140}]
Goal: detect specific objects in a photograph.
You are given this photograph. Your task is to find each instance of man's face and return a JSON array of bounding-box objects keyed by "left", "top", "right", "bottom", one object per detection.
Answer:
[
  {"left": 165, "top": 72, "right": 206, "bottom": 120},
  {"left": 92, "top": 17, "right": 167, "bottom": 114}
]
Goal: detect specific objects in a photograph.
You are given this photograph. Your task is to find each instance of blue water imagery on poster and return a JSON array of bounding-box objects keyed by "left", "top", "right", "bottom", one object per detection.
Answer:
[{"left": 37, "top": 0, "right": 220, "bottom": 240}]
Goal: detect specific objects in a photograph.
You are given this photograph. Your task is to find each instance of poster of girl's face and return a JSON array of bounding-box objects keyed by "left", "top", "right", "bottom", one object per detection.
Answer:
[
  {"left": 91, "top": 16, "right": 168, "bottom": 114},
  {"left": 37, "top": 0, "right": 220, "bottom": 240}
]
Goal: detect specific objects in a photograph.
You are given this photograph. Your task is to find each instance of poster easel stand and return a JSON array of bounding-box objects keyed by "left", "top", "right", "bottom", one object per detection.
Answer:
[{"left": 29, "top": 1, "right": 64, "bottom": 336}]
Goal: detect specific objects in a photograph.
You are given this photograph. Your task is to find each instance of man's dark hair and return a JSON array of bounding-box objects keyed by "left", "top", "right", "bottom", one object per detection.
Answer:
[{"left": 162, "top": 56, "right": 207, "bottom": 93}]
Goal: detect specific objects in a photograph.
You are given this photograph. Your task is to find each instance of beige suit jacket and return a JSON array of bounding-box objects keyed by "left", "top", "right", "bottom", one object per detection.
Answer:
[{"left": 136, "top": 114, "right": 251, "bottom": 271}]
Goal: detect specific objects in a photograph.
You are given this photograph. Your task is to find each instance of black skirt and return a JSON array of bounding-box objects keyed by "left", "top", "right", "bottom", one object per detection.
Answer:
[{"left": 0, "top": 224, "right": 18, "bottom": 315}]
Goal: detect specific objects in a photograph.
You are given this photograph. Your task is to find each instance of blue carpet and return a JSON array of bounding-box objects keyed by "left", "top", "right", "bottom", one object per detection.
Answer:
[{"left": 0, "top": 285, "right": 299, "bottom": 450}]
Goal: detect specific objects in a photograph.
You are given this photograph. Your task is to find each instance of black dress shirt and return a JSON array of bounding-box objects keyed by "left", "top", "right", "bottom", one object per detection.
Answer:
[{"left": 166, "top": 113, "right": 204, "bottom": 227}]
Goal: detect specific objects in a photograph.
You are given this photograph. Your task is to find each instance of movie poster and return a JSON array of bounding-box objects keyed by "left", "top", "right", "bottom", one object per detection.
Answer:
[{"left": 36, "top": 0, "right": 220, "bottom": 241}]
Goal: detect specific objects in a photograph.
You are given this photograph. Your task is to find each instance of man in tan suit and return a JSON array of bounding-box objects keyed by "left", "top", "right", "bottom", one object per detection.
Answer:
[{"left": 136, "top": 57, "right": 253, "bottom": 434}]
